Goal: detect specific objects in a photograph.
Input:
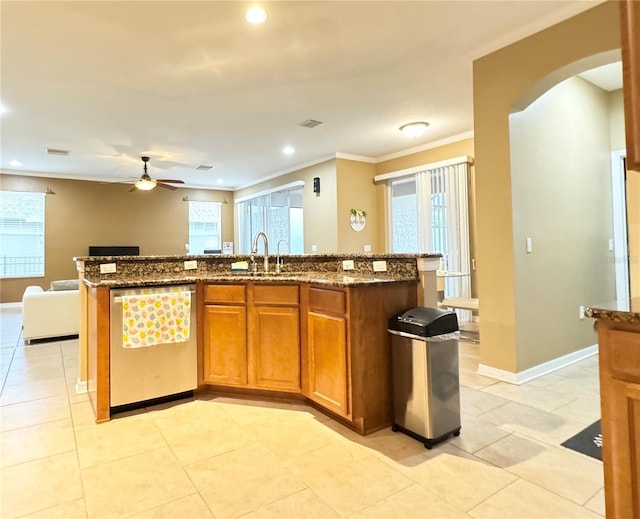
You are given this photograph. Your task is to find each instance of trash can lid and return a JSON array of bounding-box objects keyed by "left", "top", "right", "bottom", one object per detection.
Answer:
[{"left": 389, "top": 306, "right": 459, "bottom": 337}]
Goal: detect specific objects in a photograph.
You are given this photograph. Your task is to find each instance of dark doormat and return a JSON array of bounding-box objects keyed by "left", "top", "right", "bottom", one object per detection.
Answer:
[{"left": 561, "top": 420, "right": 602, "bottom": 461}]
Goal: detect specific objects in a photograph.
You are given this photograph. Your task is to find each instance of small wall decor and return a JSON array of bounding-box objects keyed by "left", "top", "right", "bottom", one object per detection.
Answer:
[{"left": 349, "top": 208, "right": 367, "bottom": 232}]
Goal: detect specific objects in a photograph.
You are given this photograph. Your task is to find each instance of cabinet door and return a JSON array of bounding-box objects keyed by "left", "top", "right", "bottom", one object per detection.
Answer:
[
  {"left": 203, "top": 304, "right": 247, "bottom": 386},
  {"left": 307, "top": 311, "right": 350, "bottom": 418},
  {"left": 251, "top": 306, "right": 300, "bottom": 391}
]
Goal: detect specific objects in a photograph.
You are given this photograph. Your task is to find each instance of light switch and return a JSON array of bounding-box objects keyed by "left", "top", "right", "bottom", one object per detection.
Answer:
[
  {"left": 608, "top": 239, "right": 614, "bottom": 252},
  {"left": 373, "top": 260, "right": 387, "bottom": 272},
  {"left": 526, "top": 237, "right": 533, "bottom": 253},
  {"left": 311, "top": 244, "right": 317, "bottom": 252},
  {"left": 342, "top": 260, "right": 355, "bottom": 270},
  {"left": 100, "top": 263, "right": 116, "bottom": 274},
  {"left": 364, "top": 244, "right": 372, "bottom": 252}
]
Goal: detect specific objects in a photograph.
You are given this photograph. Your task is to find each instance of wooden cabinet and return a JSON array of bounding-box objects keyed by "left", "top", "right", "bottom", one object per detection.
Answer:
[
  {"left": 596, "top": 320, "right": 640, "bottom": 519},
  {"left": 302, "top": 282, "right": 417, "bottom": 434},
  {"left": 306, "top": 288, "right": 350, "bottom": 418},
  {"left": 620, "top": 0, "right": 640, "bottom": 170},
  {"left": 204, "top": 282, "right": 301, "bottom": 392},
  {"left": 203, "top": 284, "right": 247, "bottom": 386},
  {"left": 249, "top": 284, "right": 300, "bottom": 391}
]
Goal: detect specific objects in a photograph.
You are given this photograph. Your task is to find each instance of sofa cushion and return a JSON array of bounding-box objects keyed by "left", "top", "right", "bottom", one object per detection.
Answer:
[{"left": 50, "top": 279, "right": 79, "bottom": 291}]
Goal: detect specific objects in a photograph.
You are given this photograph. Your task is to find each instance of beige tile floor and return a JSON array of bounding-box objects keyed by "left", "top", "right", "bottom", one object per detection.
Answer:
[{"left": 0, "top": 306, "right": 605, "bottom": 518}]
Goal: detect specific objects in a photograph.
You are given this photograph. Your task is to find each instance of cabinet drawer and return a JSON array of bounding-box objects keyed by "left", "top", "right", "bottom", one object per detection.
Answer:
[
  {"left": 609, "top": 329, "right": 640, "bottom": 382},
  {"left": 308, "top": 287, "right": 346, "bottom": 316},
  {"left": 253, "top": 284, "right": 299, "bottom": 305},
  {"left": 204, "top": 284, "right": 246, "bottom": 304}
]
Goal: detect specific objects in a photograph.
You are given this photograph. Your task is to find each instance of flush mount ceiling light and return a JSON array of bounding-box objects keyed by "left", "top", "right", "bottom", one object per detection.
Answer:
[
  {"left": 399, "top": 121, "right": 430, "bottom": 139},
  {"left": 245, "top": 6, "right": 267, "bottom": 24}
]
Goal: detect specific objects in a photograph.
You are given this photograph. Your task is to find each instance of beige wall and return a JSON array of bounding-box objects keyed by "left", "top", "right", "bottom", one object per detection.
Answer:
[
  {"left": 336, "top": 159, "right": 378, "bottom": 252},
  {"left": 473, "top": 0, "right": 621, "bottom": 373},
  {"left": 609, "top": 89, "right": 626, "bottom": 150},
  {"left": 0, "top": 174, "right": 233, "bottom": 303},
  {"left": 233, "top": 159, "right": 339, "bottom": 254},
  {"left": 509, "top": 76, "right": 616, "bottom": 370}
]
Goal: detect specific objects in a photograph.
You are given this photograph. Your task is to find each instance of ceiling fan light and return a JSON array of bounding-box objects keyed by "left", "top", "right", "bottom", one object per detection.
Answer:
[
  {"left": 135, "top": 178, "right": 156, "bottom": 191},
  {"left": 400, "top": 121, "right": 429, "bottom": 138}
]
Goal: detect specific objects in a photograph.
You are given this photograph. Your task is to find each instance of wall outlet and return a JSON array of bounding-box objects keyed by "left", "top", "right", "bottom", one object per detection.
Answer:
[
  {"left": 373, "top": 260, "right": 387, "bottom": 272},
  {"left": 311, "top": 244, "right": 317, "bottom": 253},
  {"left": 342, "top": 259, "right": 355, "bottom": 270},
  {"left": 100, "top": 263, "right": 116, "bottom": 274},
  {"left": 364, "top": 244, "right": 372, "bottom": 252},
  {"left": 579, "top": 305, "right": 585, "bottom": 320},
  {"left": 184, "top": 260, "right": 197, "bottom": 270},
  {"left": 608, "top": 238, "right": 614, "bottom": 252}
]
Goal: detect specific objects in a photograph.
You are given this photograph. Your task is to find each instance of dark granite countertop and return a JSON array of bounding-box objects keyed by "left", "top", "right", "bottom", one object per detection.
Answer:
[
  {"left": 83, "top": 272, "right": 418, "bottom": 289},
  {"left": 586, "top": 298, "right": 640, "bottom": 324}
]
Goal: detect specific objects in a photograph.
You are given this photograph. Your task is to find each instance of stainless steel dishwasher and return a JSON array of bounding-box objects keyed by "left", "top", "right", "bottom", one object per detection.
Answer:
[{"left": 110, "top": 284, "right": 197, "bottom": 408}]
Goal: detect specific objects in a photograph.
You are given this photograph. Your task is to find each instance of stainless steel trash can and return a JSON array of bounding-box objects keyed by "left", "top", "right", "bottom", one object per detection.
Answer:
[{"left": 388, "top": 306, "right": 461, "bottom": 449}]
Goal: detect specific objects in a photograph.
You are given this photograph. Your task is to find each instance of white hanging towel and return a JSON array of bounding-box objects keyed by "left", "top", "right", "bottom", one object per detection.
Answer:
[{"left": 121, "top": 291, "right": 191, "bottom": 348}]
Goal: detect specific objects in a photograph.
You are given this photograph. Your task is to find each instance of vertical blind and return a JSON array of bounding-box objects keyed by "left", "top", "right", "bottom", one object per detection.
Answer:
[
  {"left": 236, "top": 185, "right": 304, "bottom": 254},
  {"left": 0, "top": 191, "right": 46, "bottom": 278}
]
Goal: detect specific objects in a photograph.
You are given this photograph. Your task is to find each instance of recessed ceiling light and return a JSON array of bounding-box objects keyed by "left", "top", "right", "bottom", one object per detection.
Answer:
[
  {"left": 9, "top": 160, "right": 22, "bottom": 167},
  {"left": 283, "top": 146, "right": 295, "bottom": 155},
  {"left": 216, "top": 179, "right": 225, "bottom": 185},
  {"left": 399, "top": 121, "right": 430, "bottom": 138},
  {"left": 245, "top": 6, "right": 267, "bottom": 24}
]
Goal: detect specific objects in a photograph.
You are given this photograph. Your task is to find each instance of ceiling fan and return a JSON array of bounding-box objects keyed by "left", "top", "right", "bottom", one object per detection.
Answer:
[{"left": 131, "top": 156, "right": 185, "bottom": 191}]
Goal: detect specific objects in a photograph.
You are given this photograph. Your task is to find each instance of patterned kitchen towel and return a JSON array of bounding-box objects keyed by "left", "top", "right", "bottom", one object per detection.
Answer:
[{"left": 122, "top": 291, "right": 191, "bottom": 348}]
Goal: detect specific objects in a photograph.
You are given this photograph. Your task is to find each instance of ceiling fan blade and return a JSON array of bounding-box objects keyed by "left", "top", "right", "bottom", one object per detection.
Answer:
[
  {"left": 128, "top": 185, "right": 138, "bottom": 192},
  {"left": 156, "top": 179, "right": 185, "bottom": 184},
  {"left": 156, "top": 182, "right": 178, "bottom": 191}
]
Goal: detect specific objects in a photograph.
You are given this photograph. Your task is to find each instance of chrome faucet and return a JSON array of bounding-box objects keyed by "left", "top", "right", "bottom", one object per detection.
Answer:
[
  {"left": 275, "top": 239, "right": 289, "bottom": 274},
  {"left": 251, "top": 232, "right": 269, "bottom": 273}
]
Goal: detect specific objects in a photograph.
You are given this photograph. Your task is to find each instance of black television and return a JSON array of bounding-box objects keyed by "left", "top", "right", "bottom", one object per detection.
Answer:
[{"left": 89, "top": 246, "right": 140, "bottom": 257}]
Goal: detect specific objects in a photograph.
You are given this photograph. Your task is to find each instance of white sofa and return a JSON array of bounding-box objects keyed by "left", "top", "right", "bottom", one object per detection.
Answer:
[{"left": 22, "top": 284, "right": 80, "bottom": 342}]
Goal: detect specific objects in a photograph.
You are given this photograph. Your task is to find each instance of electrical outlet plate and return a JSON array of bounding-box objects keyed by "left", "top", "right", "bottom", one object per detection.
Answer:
[
  {"left": 372, "top": 260, "right": 387, "bottom": 272},
  {"left": 100, "top": 263, "right": 116, "bottom": 274},
  {"left": 364, "top": 244, "right": 372, "bottom": 252},
  {"left": 342, "top": 260, "right": 355, "bottom": 270},
  {"left": 311, "top": 245, "right": 317, "bottom": 252},
  {"left": 184, "top": 260, "right": 197, "bottom": 270},
  {"left": 579, "top": 305, "right": 585, "bottom": 319}
]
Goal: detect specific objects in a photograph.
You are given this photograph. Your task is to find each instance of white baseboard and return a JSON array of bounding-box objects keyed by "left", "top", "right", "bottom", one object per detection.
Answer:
[
  {"left": 0, "top": 302, "right": 22, "bottom": 309},
  {"left": 75, "top": 379, "right": 88, "bottom": 395},
  {"left": 478, "top": 343, "right": 598, "bottom": 385}
]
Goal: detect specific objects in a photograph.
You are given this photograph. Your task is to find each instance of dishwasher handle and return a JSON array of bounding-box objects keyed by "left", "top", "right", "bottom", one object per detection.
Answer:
[{"left": 112, "top": 289, "right": 196, "bottom": 304}]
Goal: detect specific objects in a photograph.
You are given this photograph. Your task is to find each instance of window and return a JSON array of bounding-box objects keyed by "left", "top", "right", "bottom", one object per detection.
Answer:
[
  {"left": 390, "top": 178, "right": 418, "bottom": 253},
  {"left": 236, "top": 182, "right": 304, "bottom": 254},
  {"left": 188, "top": 201, "right": 222, "bottom": 254},
  {"left": 0, "top": 191, "right": 45, "bottom": 278}
]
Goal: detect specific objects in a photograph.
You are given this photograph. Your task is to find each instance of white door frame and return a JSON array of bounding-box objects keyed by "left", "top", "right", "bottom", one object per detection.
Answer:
[{"left": 611, "top": 149, "right": 629, "bottom": 301}]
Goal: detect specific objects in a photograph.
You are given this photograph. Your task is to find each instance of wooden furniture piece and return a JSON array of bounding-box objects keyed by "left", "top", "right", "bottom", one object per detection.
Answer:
[
  {"left": 203, "top": 284, "right": 248, "bottom": 386},
  {"left": 620, "top": 0, "right": 640, "bottom": 170},
  {"left": 301, "top": 282, "right": 417, "bottom": 434},
  {"left": 588, "top": 300, "right": 640, "bottom": 519},
  {"left": 203, "top": 282, "right": 301, "bottom": 392}
]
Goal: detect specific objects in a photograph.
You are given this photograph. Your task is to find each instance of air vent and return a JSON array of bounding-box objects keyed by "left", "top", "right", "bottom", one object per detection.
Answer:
[
  {"left": 194, "top": 165, "right": 214, "bottom": 171},
  {"left": 298, "top": 119, "right": 323, "bottom": 128},
  {"left": 46, "top": 148, "right": 69, "bottom": 156}
]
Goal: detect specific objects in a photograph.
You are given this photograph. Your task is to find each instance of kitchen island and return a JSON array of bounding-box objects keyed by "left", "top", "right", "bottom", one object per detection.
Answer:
[
  {"left": 586, "top": 299, "right": 640, "bottom": 519},
  {"left": 76, "top": 253, "right": 440, "bottom": 434}
]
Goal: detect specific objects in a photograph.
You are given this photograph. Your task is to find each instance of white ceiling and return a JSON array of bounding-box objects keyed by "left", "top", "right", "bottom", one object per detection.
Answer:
[{"left": 0, "top": 1, "right": 612, "bottom": 191}]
